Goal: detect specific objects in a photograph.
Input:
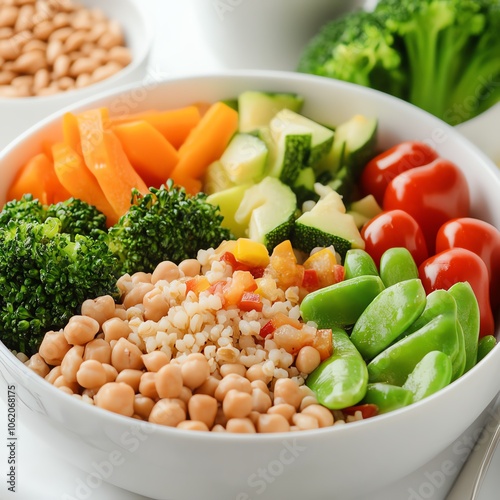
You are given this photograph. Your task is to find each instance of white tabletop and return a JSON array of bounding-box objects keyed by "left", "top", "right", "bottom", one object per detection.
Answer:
[{"left": 0, "top": 1, "right": 499, "bottom": 499}]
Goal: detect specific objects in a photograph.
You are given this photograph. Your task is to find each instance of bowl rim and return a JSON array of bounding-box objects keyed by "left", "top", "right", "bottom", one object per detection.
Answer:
[
  {"left": 1, "top": 69, "right": 499, "bottom": 442},
  {"left": 0, "top": 0, "right": 154, "bottom": 105}
]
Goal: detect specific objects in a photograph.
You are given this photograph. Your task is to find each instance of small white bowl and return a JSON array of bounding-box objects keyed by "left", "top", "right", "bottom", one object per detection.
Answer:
[
  {"left": 0, "top": 0, "right": 153, "bottom": 151},
  {"left": 0, "top": 71, "right": 499, "bottom": 500}
]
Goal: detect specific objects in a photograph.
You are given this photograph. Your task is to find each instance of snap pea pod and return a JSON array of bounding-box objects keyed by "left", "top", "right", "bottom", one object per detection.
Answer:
[
  {"left": 401, "top": 289, "right": 466, "bottom": 380},
  {"left": 379, "top": 247, "right": 419, "bottom": 287},
  {"left": 477, "top": 335, "right": 497, "bottom": 363},
  {"left": 300, "top": 275, "right": 385, "bottom": 329},
  {"left": 350, "top": 278, "right": 427, "bottom": 361},
  {"left": 402, "top": 350, "right": 452, "bottom": 402},
  {"left": 367, "top": 313, "right": 460, "bottom": 386},
  {"left": 448, "top": 282, "right": 480, "bottom": 373},
  {"left": 306, "top": 328, "right": 368, "bottom": 410},
  {"left": 344, "top": 249, "right": 379, "bottom": 280},
  {"left": 362, "top": 383, "right": 413, "bottom": 414}
]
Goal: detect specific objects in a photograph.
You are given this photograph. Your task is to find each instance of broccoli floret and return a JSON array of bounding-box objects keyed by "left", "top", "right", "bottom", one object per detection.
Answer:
[
  {"left": 297, "top": 9, "right": 407, "bottom": 99},
  {"left": 297, "top": 1, "right": 500, "bottom": 125},
  {"left": 108, "top": 180, "right": 232, "bottom": 274},
  {"left": 0, "top": 218, "right": 120, "bottom": 355},
  {"left": 0, "top": 194, "right": 46, "bottom": 225},
  {"left": 45, "top": 198, "right": 108, "bottom": 239}
]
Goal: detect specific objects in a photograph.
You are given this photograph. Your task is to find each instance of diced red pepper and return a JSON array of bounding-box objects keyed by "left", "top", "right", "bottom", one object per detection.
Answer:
[
  {"left": 342, "top": 403, "right": 379, "bottom": 419},
  {"left": 239, "top": 292, "right": 263, "bottom": 312},
  {"left": 259, "top": 312, "right": 303, "bottom": 338},
  {"left": 185, "top": 276, "right": 210, "bottom": 295},
  {"left": 312, "top": 328, "right": 333, "bottom": 361},
  {"left": 302, "top": 268, "right": 320, "bottom": 291}
]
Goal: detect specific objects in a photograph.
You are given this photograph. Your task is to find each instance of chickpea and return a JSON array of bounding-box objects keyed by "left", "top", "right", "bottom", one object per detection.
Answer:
[
  {"left": 123, "top": 282, "right": 154, "bottom": 309},
  {"left": 39, "top": 329, "right": 71, "bottom": 366},
  {"left": 299, "top": 396, "right": 318, "bottom": 411},
  {"left": 81, "top": 295, "right": 116, "bottom": 326},
  {"left": 257, "top": 413, "right": 290, "bottom": 433},
  {"left": 138, "top": 372, "right": 159, "bottom": 400},
  {"left": 245, "top": 364, "right": 272, "bottom": 384},
  {"left": 84, "top": 338, "right": 111, "bottom": 364},
  {"left": 76, "top": 359, "right": 107, "bottom": 389},
  {"left": 151, "top": 261, "right": 180, "bottom": 284},
  {"left": 250, "top": 379, "right": 270, "bottom": 395},
  {"left": 60, "top": 345, "right": 84, "bottom": 382},
  {"left": 187, "top": 394, "right": 218, "bottom": 429},
  {"left": 111, "top": 338, "right": 144, "bottom": 372},
  {"left": 295, "top": 346, "right": 321, "bottom": 374},
  {"left": 223, "top": 389, "right": 253, "bottom": 419},
  {"left": 45, "top": 366, "right": 62, "bottom": 385},
  {"left": 53, "top": 374, "right": 79, "bottom": 393},
  {"left": 177, "top": 420, "right": 209, "bottom": 432},
  {"left": 292, "top": 413, "right": 319, "bottom": 431},
  {"left": 251, "top": 388, "right": 272, "bottom": 414},
  {"left": 143, "top": 289, "right": 169, "bottom": 322},
  {"left": 155, "top": 363, "right": 183, "bottom": 399},
  {"left": 178, "top": 259, "right": 201, "bottom": 277},
  {"left": 181, "top": 353, "right": 210, "bottom": 390},
  {"left": 226, "top": 418, "right": 256, "bottom": 434},
  {"left": 211, "top": 424, "right": 226, "bottom": 433},
  {"left": 115, "top": 368, "right": 143, "bottom": 392},
  {"left": 219, "top": 363, "right": 246, "bottom": 378},
  {"left": 63, "top": 315, "right": 99, "bottom": 346},
  {"left": 94, "top": 382, "right": 135, "bottom": 417},
  {"left": 134, "top": 394, "right": 155, "bottom": 420},
  {"left": 102, "top": 317, "right": 131, "bottom": 343},
  {"left": 25, "top": 353, "right": 50, "bottom": 378},
  {"left": 267, "top": 403, "right": 296, "bottom": 423},
  {"left": 301, "top": 404, "right": 334, "bottom": 428},
  {"left": 273, "top": 378, "right": 303, "bottom": 410},
  {"left": 194, "top": 376, "right": 220, "bottom": 397},
  {"left": 141, "top": 351, "right": 169, "bottom": 373},
  {"left": 214, "top": 373, "right": 252, "bottom": 402},
  {"left": 149, "top": 399, "right": 186, "bottom": 427},
  {"left": 102, "top": 363, "right": 118, "bottom": 383},
  {"left": 178, "top": 386, "right": 193, "bottom": 406},
  {"left": 214, "top": 406, "right": 228, "bottom": 428}
]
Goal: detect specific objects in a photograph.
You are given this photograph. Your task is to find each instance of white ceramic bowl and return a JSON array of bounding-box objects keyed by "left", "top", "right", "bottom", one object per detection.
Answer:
[
  {"left": 0, "top": 0, "right": 153, "bottom": 151},
  {"left": 190, "top": 0, "right": 366, "bottom": 71},
  {"left": 0, "top": 71, "right": 499, "bottom": 500}
]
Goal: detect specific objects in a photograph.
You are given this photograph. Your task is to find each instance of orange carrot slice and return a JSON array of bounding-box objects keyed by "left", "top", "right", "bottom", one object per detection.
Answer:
[
  {"left": 52, "top": 142, "right": 119, "bottom": 226},
  {"left": 169, "top": 101, "right": 238, "bottom": 192},
  {"left": 7, "top": 152, "right": 71, "bottom": 205},
  {"left": 112, "top": 120, "right": 179, "bottom": 188},
  {"left": 62, "top": 112, "right": 83, "bottom": 157},
  {"left": 111, "top": 106, "right": 201, "bottom": 149},
  {"left": 77, "top": 108, "right": 148, "bottom": 218}
]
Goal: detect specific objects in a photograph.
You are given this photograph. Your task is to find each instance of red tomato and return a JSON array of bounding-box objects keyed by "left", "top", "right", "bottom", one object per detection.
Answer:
[
  {"left": 418, "top": 248, "right": 494, "bottom": 338},
  {"left": 383, "top": 158, "right": 470, "bottom": 254},
  {"left": 361, "top": 209, "right": 429, "bottom": 267},
  {"left": 436, "top": 217, "right": 500, "bottom": 308},
  {"left": 360, "top": 141, "right": 438, "bottom": 205}
]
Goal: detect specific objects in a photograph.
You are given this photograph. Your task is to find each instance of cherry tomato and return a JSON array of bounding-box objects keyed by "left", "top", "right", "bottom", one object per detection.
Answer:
[
  {"left": 360, "top": 141, "right": 438, "bottom": 205},
  {"left": 361, "top": 209, "right": 429, "bottom": 267},
  {"left": 383, "top": 158, "right": 470, "bottom": 254},
  {"left": 418, "top": 248, "right": 494, "bottom": 338},
  {"left": 436, "top": 217, "right": 500, "bottom": 308}
]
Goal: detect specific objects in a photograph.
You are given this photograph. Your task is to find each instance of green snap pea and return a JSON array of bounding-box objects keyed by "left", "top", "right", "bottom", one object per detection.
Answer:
[
  {"left": 344, "top": 249, "right": 379, "bottom": 280},
  {"left": 448, "top": 282, "right": 480, "bottom": 373},
  {"left": 477, "top": 335, "right": 497, "bottom": 363},
  {"left": 402, "top": 289, "right": 466, "bottom": 380},
  {"left": 367, "top": 313, "right": 460, "bottom": 386},
  {"left": 362, "top": 383, "right": 413, "bottom": 414},
  {"left": 299, "top": 274, "right": 385, "bottom": 329},
  {"left": 306, "top": 328, "right": 368, "bottom": 410},
  {"left": 379, "top": 247, "right": 419, "bottom": 287},
  {"left": 402, "top": 350, "right": 452, "bottom": 402},
  {"left": 350, "top": 278, "right": 427, "bottom": 361}
]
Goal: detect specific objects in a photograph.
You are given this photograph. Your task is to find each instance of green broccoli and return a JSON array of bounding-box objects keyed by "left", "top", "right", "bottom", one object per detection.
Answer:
[
  {"left": 0, "top": 194, "right": 46, "bottom": 225},
  {"left": 297, "top": 9, "right": 407, "bottom": 99},
  {"left": 0, "top": 217, "right": 120, "bottom": 355},
  {"left": 108, "top": 180, "right": 232, "bottom": 274},
  {"left": 297, "top": 0, "right": 500, "bottom": 125}
]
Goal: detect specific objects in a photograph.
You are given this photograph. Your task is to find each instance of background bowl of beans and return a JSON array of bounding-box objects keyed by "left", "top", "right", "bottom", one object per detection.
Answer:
[
  {"left": 0, "top": 71, "right": 499, "bottom": 500},
  {"left": 0, "top": 0, "right": 153, "bottom": 150}
]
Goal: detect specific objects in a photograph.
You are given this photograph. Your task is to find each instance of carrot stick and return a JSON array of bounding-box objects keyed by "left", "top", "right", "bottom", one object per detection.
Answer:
[
  {"left": 78, "top": 108, "right": 149, "bottom": 218},
  {"left": 62, "top": 112, "right": 83, "bottom": 157},
  {"left": 52, "top": 142, "right": 119, "bottom": 226},
  {"left": 6, "top": 152, "right": 71, "bottom": 205},
  {"left": 169, "top": 101, "right": 238, "bottom": 193},
  {"left": 112, "top": 120, "right": 179, "bottom": 188},
  {"left": 110, "top": 106, "right": 201, "bottom": 149}
]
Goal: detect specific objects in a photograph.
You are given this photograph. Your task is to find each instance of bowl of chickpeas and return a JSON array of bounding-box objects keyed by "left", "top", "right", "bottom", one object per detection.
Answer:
[
  {"left": 0, "top": 71, "right": 499, "bottom": 500},
  {"left": 0, "top": 0, "right": 153, "bottom": 150}
]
